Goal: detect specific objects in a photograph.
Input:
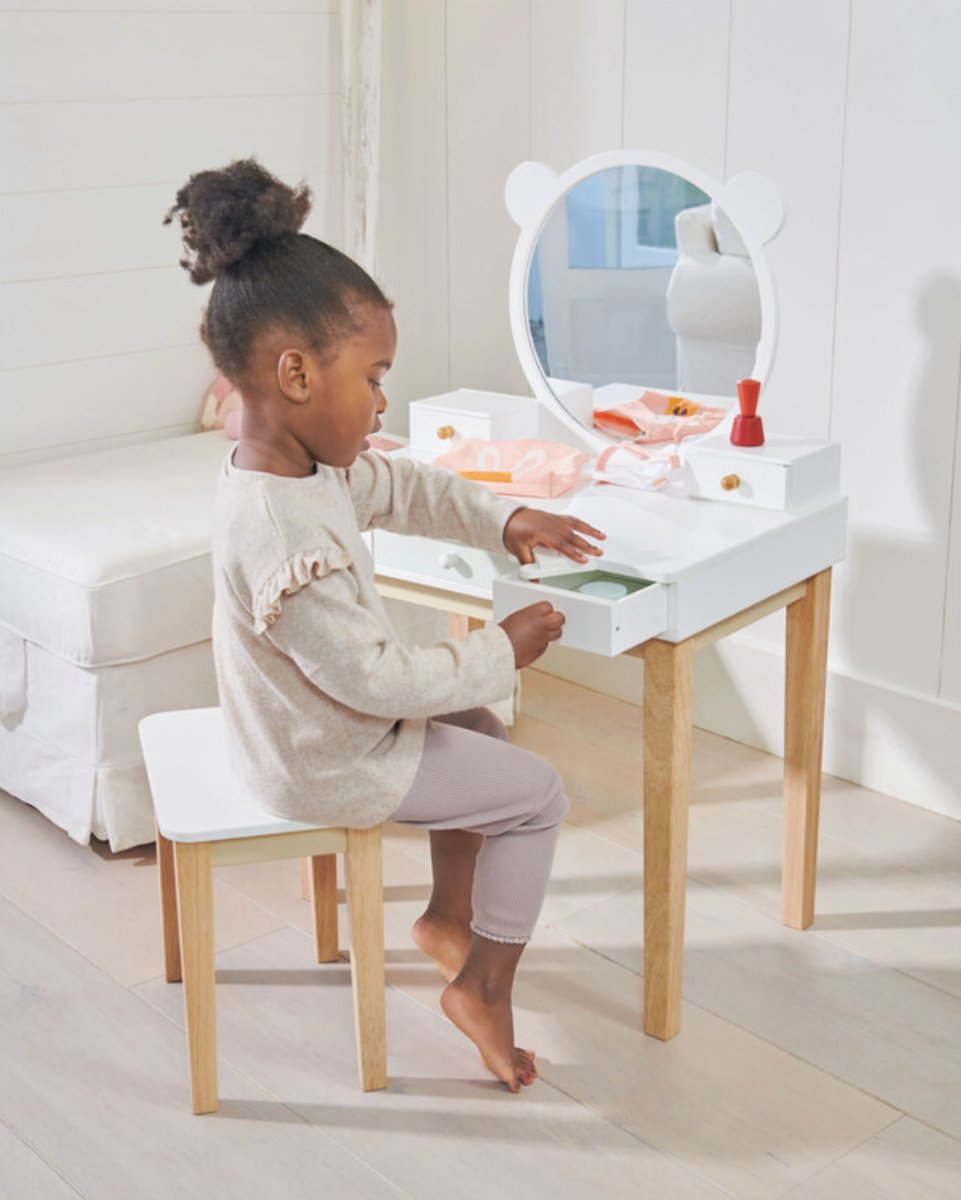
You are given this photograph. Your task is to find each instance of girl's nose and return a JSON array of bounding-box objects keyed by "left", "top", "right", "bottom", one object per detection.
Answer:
[{"left": 376, "top": 389, "right": 388, "bottom": 414}]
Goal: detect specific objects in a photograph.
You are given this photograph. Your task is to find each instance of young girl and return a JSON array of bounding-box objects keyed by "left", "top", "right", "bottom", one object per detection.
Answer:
[{"left": 166, "top": 159, "right": 605, "bottom": 1093}]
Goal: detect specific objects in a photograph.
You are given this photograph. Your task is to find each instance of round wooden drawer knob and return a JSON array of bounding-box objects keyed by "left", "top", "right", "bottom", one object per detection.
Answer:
[
  {"left": 437, "top": 424, "right": 456, "bottom": 440},
  {"left": 720, "top": 473, "right": 741, "bottom": 491}
]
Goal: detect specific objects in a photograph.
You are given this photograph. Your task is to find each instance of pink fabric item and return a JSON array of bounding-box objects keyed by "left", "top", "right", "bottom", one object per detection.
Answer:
[
  {"left": 200, "top": 375, "right": 243, "bottom": 439},
  {"left": 593, "top": 389, "right": 725, "bottom": 443},
  {"left": 433, "top": 438, "right": 590, "bottom": 498}
]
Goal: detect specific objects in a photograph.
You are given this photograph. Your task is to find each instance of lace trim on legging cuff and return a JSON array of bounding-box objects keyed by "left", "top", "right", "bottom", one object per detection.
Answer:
[{"left": 470, "top": 923, "right": 530, "bottom": 945}]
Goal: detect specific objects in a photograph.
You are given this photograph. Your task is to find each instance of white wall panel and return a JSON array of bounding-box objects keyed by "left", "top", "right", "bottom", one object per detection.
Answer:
[
  {"left": 0, "top": 2, "right": 342, "bottom": 462},
  {"left": 829, "top": 0, "right": 961, "bottom": 694},
  {"left": 726, "top": 0, "right": 849, "bottom": 440},
  {"left": 0, "top": 186, "right": 191, "bottom": 283},
  {"left": 0, "top": 172, "right": 339, "bottom": 283},
  {"left": 941, "top": 380, "right": 961, "bottom": 702},
  {"left": 376, "top": 0, "right": 450, "bottom": 429},
  {"left": 0, "top": 96, "right": 337, "bottom": 196},
  {"left": 0, "top": 344, "right": 214, "bottom": 460},
  {"left": 446, "top": 0, "right": 531, "bottom": 395},
  {"left": 0, "top": 1, "right": 334, "bottom": 10},
  {"left": 622, "top": 0, "right": 730, "bottom": 178},
  {"left": 0, "top": 270, "right": 203, "bottom": 371},
  {"left": 720, "top": 0, "right": 849, "bottom": 657},
  {"left": 0, "top": 13, "right": 336, "bottom": 103},
  {"left": 530, "top": 0, "right": 624, "bottom": 169}
]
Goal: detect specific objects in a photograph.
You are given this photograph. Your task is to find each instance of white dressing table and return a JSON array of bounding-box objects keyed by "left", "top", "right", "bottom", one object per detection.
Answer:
[
  {"left": 374, "top": 507, "right": 839, "bottom": 1041},
  {"left": 373, "top": 150, "right": 845, "bottom": 1041}
]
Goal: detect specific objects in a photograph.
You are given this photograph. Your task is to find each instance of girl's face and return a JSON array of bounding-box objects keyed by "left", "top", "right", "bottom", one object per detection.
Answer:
[{"left": 305, "top": 306, "right": 397, "bottom": 468}]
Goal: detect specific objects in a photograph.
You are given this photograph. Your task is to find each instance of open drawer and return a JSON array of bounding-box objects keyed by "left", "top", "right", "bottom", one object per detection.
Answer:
[{"left": 492, "top": 566, "right": 668, "bottom": 656}]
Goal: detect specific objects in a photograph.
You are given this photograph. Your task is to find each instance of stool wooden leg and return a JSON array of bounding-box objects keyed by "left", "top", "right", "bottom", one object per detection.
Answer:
[
  {"left": 344, "top": 827, "right": 387, "bottom": 1091},
  {"left": 642, "top": 637, "right": 694, "bottom": 1041},
  {"left": 174, "top": 840, "right": 218, "bottom": 1114},
  {"left": 310, "top": 854, "right": 339, "bottom": 962},
  {"left": 299, "top": 856, "right": 311, "bottom": 901},
  {"left": 156, "top": 827, "right": 181, "bottom": 983},
  {"left": 784, "top": 568, "right": 832, "bottom": 930}
]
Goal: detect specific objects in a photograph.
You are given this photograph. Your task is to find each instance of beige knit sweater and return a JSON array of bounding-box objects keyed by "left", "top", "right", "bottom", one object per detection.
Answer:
[{"left": 212, "top": 449, "right": 521, "bottom": 826}]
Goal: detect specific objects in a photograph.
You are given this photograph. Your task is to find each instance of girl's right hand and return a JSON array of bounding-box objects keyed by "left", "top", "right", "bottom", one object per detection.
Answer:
[{"left": 499, "top": 601, "right": 565, "bottom": 668}]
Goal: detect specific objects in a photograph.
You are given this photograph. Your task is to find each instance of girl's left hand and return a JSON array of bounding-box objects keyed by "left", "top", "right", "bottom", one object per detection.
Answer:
[{"left": 502, "top": 508, "right": 606, "bottom": 566}]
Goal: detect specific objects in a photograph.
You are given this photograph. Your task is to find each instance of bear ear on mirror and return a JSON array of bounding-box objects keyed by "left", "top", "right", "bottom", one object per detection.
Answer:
[
  {"left": 505, "top": 161, "right": 560, "bottom": 227},
  {"left": 716, "top": 171, "right": 785, "bottom": 246}
]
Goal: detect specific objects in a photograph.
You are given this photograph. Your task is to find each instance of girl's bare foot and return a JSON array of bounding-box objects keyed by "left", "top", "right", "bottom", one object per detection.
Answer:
[
  {"left": 412, "top": 911, "right": 471, "bottom": 983},
  {"left": 440, "top": 976, "right": 537, "bottom": 1093}
]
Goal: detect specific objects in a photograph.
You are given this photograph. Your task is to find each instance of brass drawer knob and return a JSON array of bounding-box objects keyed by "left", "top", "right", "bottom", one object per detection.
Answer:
[
  {"left": 437, "top": 424, "right": 456, "bottom": 440},
  {"left": 720, "top": 473, "right": 741, "bottom": 491}
]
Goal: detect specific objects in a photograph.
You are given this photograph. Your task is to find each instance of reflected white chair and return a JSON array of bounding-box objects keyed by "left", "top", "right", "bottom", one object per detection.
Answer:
[
  {"left": 139, "top": 706, "right": 386, "bottom": 1114},
  {"left": 666, "top": 202, "right": 762, "bottom": 394}
]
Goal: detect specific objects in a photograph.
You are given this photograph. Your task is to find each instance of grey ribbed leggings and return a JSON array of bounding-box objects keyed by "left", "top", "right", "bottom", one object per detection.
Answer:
[{"left": 391, "top": 708, "right": 569, "bottom": 944}]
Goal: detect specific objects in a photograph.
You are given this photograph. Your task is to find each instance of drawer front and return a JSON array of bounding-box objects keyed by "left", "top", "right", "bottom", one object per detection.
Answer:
[
  {"left": 409, "top": 408, "right": 499, "bottom": 456},
  {"left": 373, "top": 530, "right": 514, "bottom": 594},
  {"left": 688, "top": 442, "right": 841, "bottom": 511},
  {"left": 689, "top": 454, "right": 789, "bottom": 508},
  {"left": 492, "top": 571, "right": 668, "bottom": 656}
]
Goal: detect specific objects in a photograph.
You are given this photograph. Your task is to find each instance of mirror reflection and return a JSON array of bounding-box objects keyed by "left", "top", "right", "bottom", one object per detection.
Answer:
[{"left": 527, "top": 165, "right": 762, "bottom": 432}]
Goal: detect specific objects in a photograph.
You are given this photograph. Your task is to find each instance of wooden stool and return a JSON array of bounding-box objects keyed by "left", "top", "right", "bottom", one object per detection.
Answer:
[{"left": 139, "top": 707, "right": 386, "bottom": 1114}]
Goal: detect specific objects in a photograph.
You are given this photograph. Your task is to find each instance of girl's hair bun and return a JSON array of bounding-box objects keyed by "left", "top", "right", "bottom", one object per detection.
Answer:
[{"left": 164, "top": 158, "right": 312, "bottom": 284}]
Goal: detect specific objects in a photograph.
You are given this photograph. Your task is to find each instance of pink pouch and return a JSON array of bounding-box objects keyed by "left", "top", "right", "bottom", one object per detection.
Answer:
[
  {"left": 433, "top": 438, "right": 590, "bottom": 498},
  {"left": 594, "top": 389, "right": 725, "bottom": 443}
]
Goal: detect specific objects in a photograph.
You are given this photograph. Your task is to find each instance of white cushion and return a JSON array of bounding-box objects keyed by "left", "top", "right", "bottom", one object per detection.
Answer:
[{"left": 0, "top": 432, "right": 228, "bottom": 667}]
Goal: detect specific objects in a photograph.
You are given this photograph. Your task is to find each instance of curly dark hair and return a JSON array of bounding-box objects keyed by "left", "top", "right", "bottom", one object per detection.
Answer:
[{"left": 164, "top": 159, "right": 391, "bottom": 382}]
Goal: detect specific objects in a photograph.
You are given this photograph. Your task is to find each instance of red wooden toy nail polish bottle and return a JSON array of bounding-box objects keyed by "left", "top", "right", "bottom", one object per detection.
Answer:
[{"left": 731, "top": 378, "right": 765, "bottom": 447}]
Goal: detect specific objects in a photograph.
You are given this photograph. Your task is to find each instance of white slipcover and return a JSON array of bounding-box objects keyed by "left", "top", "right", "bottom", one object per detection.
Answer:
[{"left": 0, "top": 432, "right": 229, "bottom": 849}]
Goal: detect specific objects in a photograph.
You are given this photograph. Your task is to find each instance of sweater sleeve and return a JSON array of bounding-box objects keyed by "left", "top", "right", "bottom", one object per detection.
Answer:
[
  {"left": 344, "top": 452, "right": 523, "bottom": 554},
  {"left": 263, "top": 562, "right": 517, "bottom": 719}
]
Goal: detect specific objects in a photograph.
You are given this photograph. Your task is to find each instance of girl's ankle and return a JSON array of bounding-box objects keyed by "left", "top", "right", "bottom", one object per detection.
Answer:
[{"left": 420, "top": 905, "right": 471, "bottom": 932}]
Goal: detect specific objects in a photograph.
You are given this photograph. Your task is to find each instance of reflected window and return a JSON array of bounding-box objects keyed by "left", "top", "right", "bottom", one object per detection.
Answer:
[{"left": 565, "top": 167, "right": 708, "bottom": 270}]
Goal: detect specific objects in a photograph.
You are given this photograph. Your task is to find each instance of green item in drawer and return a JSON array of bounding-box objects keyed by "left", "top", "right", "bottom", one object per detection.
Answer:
[{"left": 529, "top": 569, "right": 653, "bottom": 597}]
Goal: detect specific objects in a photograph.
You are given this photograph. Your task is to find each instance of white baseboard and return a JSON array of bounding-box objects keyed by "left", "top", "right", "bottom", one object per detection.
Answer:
[{"left": 539, "top": 635, "right": 961, "bottom": 823}]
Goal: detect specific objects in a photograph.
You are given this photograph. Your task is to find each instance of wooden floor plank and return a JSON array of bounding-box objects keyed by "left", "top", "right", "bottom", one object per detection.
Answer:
[
  {"left": 558, "top": 877, "right": 961, "bottom": 1141},
  {"left": 783, "top": 1116, "right": 961, "bottom": 1199},
  {"left": 0, "top": 897, "right": 410, "bottom": 1200},
  {"left": 135, "top": 925, "right": 734, "bottom": 1200},
  {"left": 0, "top": 1120, "right": 83, "bottom": 1200}
]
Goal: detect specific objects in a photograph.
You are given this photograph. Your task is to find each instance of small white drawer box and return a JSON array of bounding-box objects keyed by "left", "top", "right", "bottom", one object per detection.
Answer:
[
  {"left": 492, "top": 566, "right": 668, "bottom": 656},
  {"left": 408, "top": 388, "right": 540, "bottom": 458},
  {"left": 686, "top": 432, "right": 841, "bottom": 511}
]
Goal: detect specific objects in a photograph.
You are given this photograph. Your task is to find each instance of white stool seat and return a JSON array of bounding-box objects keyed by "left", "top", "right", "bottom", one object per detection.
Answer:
[
  {"left": 139, "top": 705, "right": 386, "bottom": 1114},
  {"left": 140, "top": 707, "right": 331, "bottom": 842}
]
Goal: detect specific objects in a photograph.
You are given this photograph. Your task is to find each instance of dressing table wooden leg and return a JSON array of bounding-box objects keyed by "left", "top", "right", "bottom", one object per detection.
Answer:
[
  {"left": 642, "top": 637, "right": 694, "bottom": 1040},
  {"left": 783, "top": 568, "right": 832, "bottom": 930},
  {"left": 447, "top": 613, "right": 486, "bottom": 639}
]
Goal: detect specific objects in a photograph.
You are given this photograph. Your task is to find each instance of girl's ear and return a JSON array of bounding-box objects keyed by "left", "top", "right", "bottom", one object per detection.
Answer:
[{"left": 277, "top": 348, "right": 310, "bottom": 403}]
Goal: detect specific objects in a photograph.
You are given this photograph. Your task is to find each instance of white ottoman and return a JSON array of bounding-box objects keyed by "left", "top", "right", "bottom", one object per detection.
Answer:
[{"left": 0, "top": 432, "right": 230, "bottom": 850}]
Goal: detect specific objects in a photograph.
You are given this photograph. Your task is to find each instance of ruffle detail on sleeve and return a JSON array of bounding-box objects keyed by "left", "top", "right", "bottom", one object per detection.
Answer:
[{"left": 253, "top": 547, "right": 352, "bottom": 634}]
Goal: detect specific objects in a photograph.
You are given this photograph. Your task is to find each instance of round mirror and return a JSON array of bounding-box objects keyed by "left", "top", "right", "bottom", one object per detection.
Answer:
[{"left": 507, "top": 152, "right": 782, "bottom": 450}]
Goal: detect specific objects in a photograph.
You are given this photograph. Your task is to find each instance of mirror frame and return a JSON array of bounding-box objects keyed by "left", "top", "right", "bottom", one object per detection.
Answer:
[{"left": 506, "top": 149, "right": 781, "bottom": 454}]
